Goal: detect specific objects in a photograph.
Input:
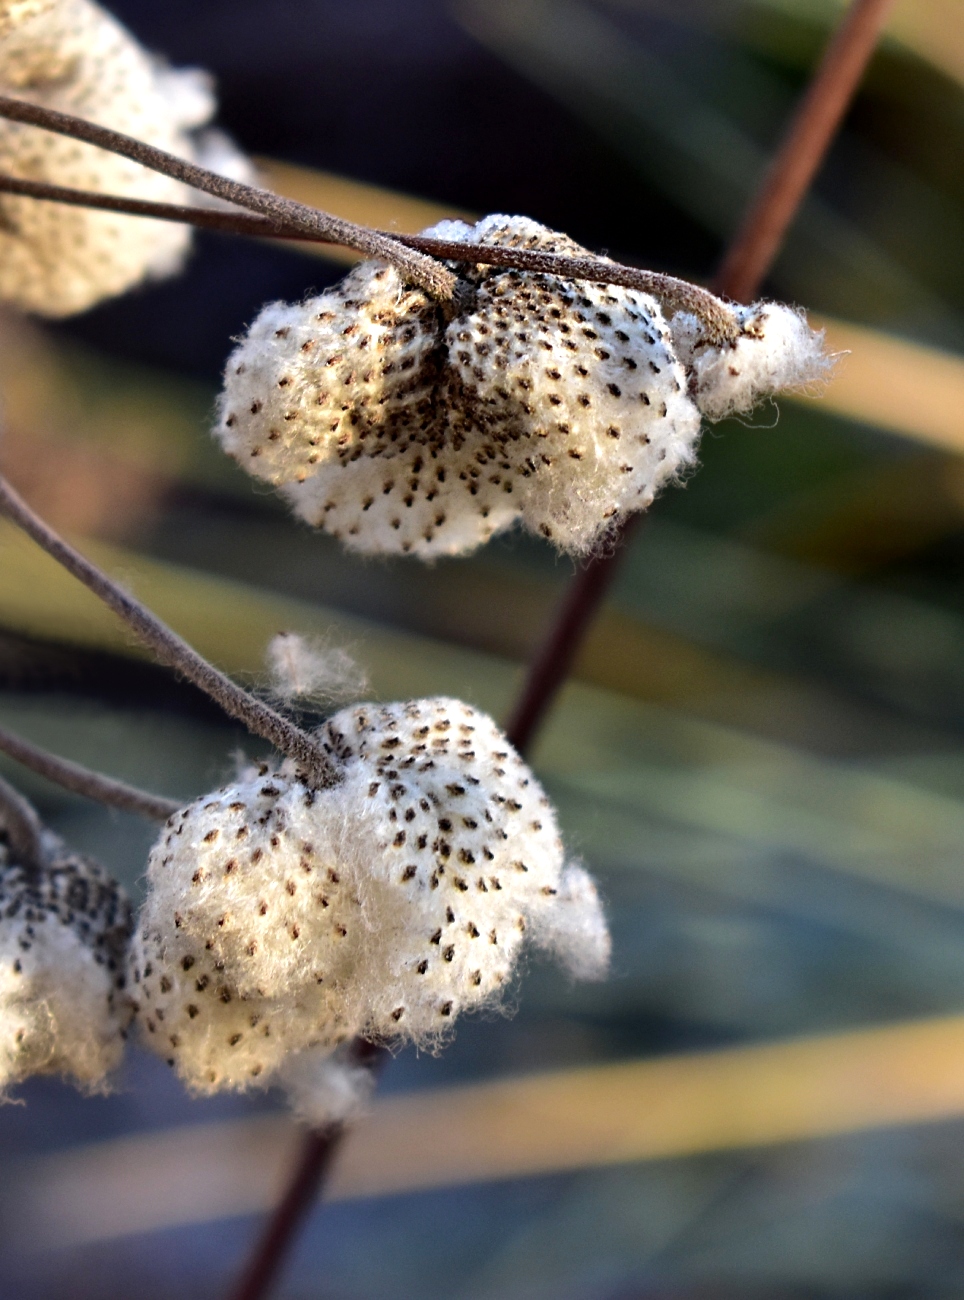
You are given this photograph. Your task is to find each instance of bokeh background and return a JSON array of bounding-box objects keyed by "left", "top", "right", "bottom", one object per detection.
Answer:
[{"left": 3, "top": 0, "right": 964, "bottom": 1295}]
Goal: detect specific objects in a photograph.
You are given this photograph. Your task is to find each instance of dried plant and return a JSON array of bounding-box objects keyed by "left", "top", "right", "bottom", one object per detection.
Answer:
[{"left": 0, "top": 1, "right": 895, "bottom": 1296}]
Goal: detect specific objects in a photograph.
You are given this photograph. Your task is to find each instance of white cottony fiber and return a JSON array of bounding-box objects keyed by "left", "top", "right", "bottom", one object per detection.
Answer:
[
  {"left": 671, "top": 302, "right": 832, "bottom": 422},
  {"left": 266, "top": 632, "right": 368, "bottom": 707},
  {"left": 0, "top": 839, "right": 132, "bottom": 1092},
  {"left": 130, "top": 697, "right": 610, "bottom": 1116},
  {"left": 276, "top": 1046, "right": 376, "bottom": 1126},
  {"left": 217, "top": 215, "right": 702, "bottom": 558},
  {"left": 0, "top": 0, "right": 252, "bottom": 315}
]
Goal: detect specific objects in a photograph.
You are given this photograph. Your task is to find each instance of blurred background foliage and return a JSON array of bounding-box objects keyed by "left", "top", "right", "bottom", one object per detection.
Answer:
[{"left": 3, "top": 1, "right": 964, "bottom": 1296}]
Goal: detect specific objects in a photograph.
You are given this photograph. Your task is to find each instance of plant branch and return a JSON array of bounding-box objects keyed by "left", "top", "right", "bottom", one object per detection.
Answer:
[
  {"left": 716, "top": 0, "right": 898, "bottom": 302},
  {"left": 0, "top": 95, "right": 456, "bottom": 302},
  {"left": 0, "top": 474, "right": 339, "bottom": 789},
  {"left": 0, "top": 770, "right": 45, "bottom": 869},
  {"left": 0, "top": 720, "right": 180, "bottom": 822},
  {"left": 505, "top": 0, "right": 894, "bottom": 757},
  {"left": 0, "top": 172, "right": 736, "bottom": 341},
  {"left": 227, "top": 1041, "right": 386, "bottom": 1300}
]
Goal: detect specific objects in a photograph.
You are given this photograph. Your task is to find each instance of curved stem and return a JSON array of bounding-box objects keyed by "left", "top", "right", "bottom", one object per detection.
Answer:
[
  {"left": 0, "top": 475, "right": 338, "bottom": 789},
  {"left": 0, "top": 95, "right": 455, "bottom": 302},
  {"left": 0, "top": 174, "right": 737, "bottom": 343},
  {"left": 0, "top": 721, "right": 180, "bottom": 822},
  {"left": 0, "top": 770, "right": 45, "bottom": 869}
]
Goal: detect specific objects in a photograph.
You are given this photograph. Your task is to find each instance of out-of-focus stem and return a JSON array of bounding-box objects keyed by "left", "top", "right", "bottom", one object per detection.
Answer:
[
  {"left": 0, "top": 771, "right": 45, "bottom": 869},
  {"left": 0, "top": 721, "right": 180, "bottom": 822},
  {"left": 505, "top": 0, "right": 894, "bottom": 757}
]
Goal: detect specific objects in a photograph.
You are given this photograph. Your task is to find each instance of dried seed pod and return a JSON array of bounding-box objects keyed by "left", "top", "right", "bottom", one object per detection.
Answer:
[
  {"left": 0, "top": 0, "right": 251, "bottom": 315},
  {"left": 218, "top": 215, "right": 701, "bottom": 557},
  {"left": 0, "top": 836, "right": 132, "bottom": 1092},
  {"left": 130, "top": 697, "right": 609, "bottom": 1102},
  {"left": 217, "top": 214, "right": 828, "bottom": 559}
]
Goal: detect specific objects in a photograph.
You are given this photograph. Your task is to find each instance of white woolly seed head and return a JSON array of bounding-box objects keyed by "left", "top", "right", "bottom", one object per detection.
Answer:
[
  {"left": 266, "top": 633, "right": 368, "bottom": 708},
  {"left": 0, "top": 839, "right": 132, "bottom": 1093},
  {"left": 671, "top": 301, "right": 832, "bottom": 422},
  {"left": 216, "top": 214, "right": 703, "bottom": 559},
  {"left": 130, "top": 697, "right": 609, "bottom": 1102},
  {"left": 0, "top": 0, "right": 251, "bottom": 315}
]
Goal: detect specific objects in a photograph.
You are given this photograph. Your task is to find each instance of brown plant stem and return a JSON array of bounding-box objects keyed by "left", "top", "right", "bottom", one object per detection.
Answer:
[
  {"left": 227, "top": 1041, "right": 385, "bottom": 1300},
  {"left": 717, "top": 0, "right": 898, "bottom": 303},
  {"left": 506, "top": 0, "right": 893, "bottom": 758},
  {"left": 0, "top": 172, "right": 737, "bottom": 342},
  {"left": 0, "top": 95, "right": 455, "bottom": 302},
  {"left": 0, "top": 474, "right": 338, "bottom": 789},
  {"left": 0, "top": 770, "right": 45, "bottom": 869},
  {"left": 0, "top": 720, "right": 180, "bottom": 822}
]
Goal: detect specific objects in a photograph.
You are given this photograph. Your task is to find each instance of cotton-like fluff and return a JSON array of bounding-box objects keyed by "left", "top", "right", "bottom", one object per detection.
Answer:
[
  {"left": 0, "top": 836, "right": 132, "bottom": 1092},
  {"left": 216, "top": 214, "right": 702, "bottom": 558},
  {"left": 130, "top": 697, "right": 609, "bottom": 1100},
  {"left": 266, "top": 632, "right": 369, "bottom": 708},
  {"left": 670, "top": 302, "right": 832, "bottom": 422},
  {"left": 0, "top": 0, "right": 251, "bottom": 315}
]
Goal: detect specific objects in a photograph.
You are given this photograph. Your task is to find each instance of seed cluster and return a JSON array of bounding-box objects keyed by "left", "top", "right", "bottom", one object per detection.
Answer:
[
  {"left": 217, "top": 215, "right": 702, "bottom": 558},
  {"left": 217, "top": 214, "right": 830, "bottom": 559},
  {"left": 130, "top": 697, "right": 609, "bottom": 1099},
  {"left": 0, "top": 835, "right": 132, "bottom": 1091},
  {"left": 0, "top": 0, "right": 250, "bottom": 315}
]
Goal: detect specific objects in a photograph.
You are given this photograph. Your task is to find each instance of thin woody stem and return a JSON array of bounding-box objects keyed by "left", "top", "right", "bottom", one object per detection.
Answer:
[
  {"left": 0, "top": 770, "right": 45, "bottom": 869},
  {"left": 504, "top": 0, "right": 894, "bottom": 757},
  {"left": 0, "top": 172, "right": 737, "bottom": 342},
  {"left": 717, "top": 0, "right": 898, "bottom": 302},
  {"left": 0, "top": 95, "right": 456, "bottom": 302},
  {"left": 0, "top": 721, "right": 180, "bottom": 822},
  {"left": 0, "top": 474, "right": 338, "bottom": 789}
]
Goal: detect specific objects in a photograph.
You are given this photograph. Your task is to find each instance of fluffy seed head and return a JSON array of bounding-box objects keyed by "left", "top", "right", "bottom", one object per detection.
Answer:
[
  {"left": 216, "top": 215, "right": 703, "bottom": 558},
  {"left": 0, "top": 836, "right": 132, "bottom": 1092},
  {"left": 670, "top": 302, "right": 832, "bottom": 421},
  {"left": 130, "top": 697, "right": 609, "bottom": 1105},
  {"left": 0, "top": 0, "right": 251, "bottom": 315}
]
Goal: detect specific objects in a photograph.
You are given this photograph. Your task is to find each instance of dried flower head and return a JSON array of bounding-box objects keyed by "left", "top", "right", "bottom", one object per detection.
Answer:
[
  {"left": 215, "top": 214, "right": 829, "bottom": 559},
  {"left": 0, "top": 0, "right": 251, "bottom": 315},
  {"left": 130, "top": 697, "right": 609, "bottom": 1105},
  {"left": 0, "top": 834, "right": 132, "bottom": 1092}
]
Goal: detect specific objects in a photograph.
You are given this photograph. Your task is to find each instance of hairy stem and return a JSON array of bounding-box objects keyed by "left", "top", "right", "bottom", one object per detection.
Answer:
[
  {"left": 0, "top": 95, "right": 455, "bottom": 302},
  {"left": 0, "top": 475, "right": 338, "bottom": 789},
  {"left": 0, "top": 770, "right": 45, "bottom": 869},
  {"left": 0, "top": 174, "right": 737, "bottom": 343},
  {"left": 0, "top": 721, "right": 180, "bottom": 822}
]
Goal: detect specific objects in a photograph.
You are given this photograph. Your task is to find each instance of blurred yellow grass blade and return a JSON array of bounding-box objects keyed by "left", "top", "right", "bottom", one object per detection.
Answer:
[
  {"left": 0, "top": 519, "right": 516, "bottom": 719},
  {"left": 794, "top": 315, "right": 964, "bottom": 454},
  {"left": 254, "top": 157, "right": 474, "bottom": 264},
  {"left": 9, "top": 1014, "right": 964, "bottom": 1250},
  {"left": 749, "top": 0, "right": 964, "bottom": 93}
]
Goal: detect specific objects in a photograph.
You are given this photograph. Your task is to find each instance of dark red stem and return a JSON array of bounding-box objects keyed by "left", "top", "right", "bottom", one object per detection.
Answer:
[{"left": 505, "top": 0, "right": 895, "bottom": 758}]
